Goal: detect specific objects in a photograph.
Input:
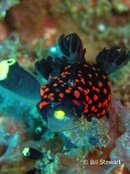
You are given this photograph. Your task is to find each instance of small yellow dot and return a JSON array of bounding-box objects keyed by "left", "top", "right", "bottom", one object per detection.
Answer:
[{"left": 54, "top": 110, "right": 65, "bottom": 120}]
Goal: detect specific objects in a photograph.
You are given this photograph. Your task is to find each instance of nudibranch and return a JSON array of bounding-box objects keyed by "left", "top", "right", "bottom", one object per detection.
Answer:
[
  {"left": 22, "top": 147, "right": 43, "bottom": 160},
  {"left": 0, "top": 59, "right": 40, "bottom": 101},
  {"left": 37, "top": 33, "right": 130, "bottom": 131}
]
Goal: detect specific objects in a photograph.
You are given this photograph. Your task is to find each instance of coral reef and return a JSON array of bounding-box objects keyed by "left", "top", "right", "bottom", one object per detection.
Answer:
[{"left": 0, "top": 0, "right": 129, "bottom": 174}]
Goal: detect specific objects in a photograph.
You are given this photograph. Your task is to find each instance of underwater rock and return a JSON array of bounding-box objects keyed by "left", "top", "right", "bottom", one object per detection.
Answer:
[
  {"left": 108, "top": 98, "right": 123, "bottom": 147},
  {"left": 5, "top": 0, "right": 57, "bottom": 42},
  {"left": 46, "top": 154, "right": 87, "bottom": 174},
  {"left": 110, "top": 132, "right": 130, "bottom": 170},
  {"left": 0, "top": 22, "right": 8, "bottom": 42},
  {"left": 0, "top": 0, "right": 19, "bottom": 20},
  {"left": 0, "top": 132, "right": 21, "bottom": 162},
  {"left": 111, "top": 164, "right": 130, "bottom": 174},
  {"left": 118, "top": 110, "right": 130, "bottom": 132},
  {"left": 109, "top": 97, "right": 130, "bottom": 133},
  {"left": 110, "top": 62, "right": 130, "bottom": 109}
]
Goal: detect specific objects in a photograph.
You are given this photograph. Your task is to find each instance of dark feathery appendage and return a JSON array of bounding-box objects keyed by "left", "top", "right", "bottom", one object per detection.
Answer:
[
  {"left": 35, "top": 55, "right": 68, "bottom": 79},
  {"left": 96, "top": 47, "right": 130, "bottom": 75},
  {"left": 35, "top": 33, "right": 85, "bottom": 80},
  {"left": 35, "top": 57, "right": 53, "bottom": 79},
  {"left": 26, "top": 169, "right": 39, "bottom": 174},
  {"left": 0, "top": 60, "right": 40, "bottom": 101},
  {"left": 58, "top": 33, "right": 86, "bottom": 64}
]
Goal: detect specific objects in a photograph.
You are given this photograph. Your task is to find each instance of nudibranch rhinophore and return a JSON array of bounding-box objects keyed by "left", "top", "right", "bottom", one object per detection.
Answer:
[
  {"left": 0, "top": 59, "right": 40, "bottom": 101},
  {"left": 37, "top": 33, "right": 130, "bottom": 131}
]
